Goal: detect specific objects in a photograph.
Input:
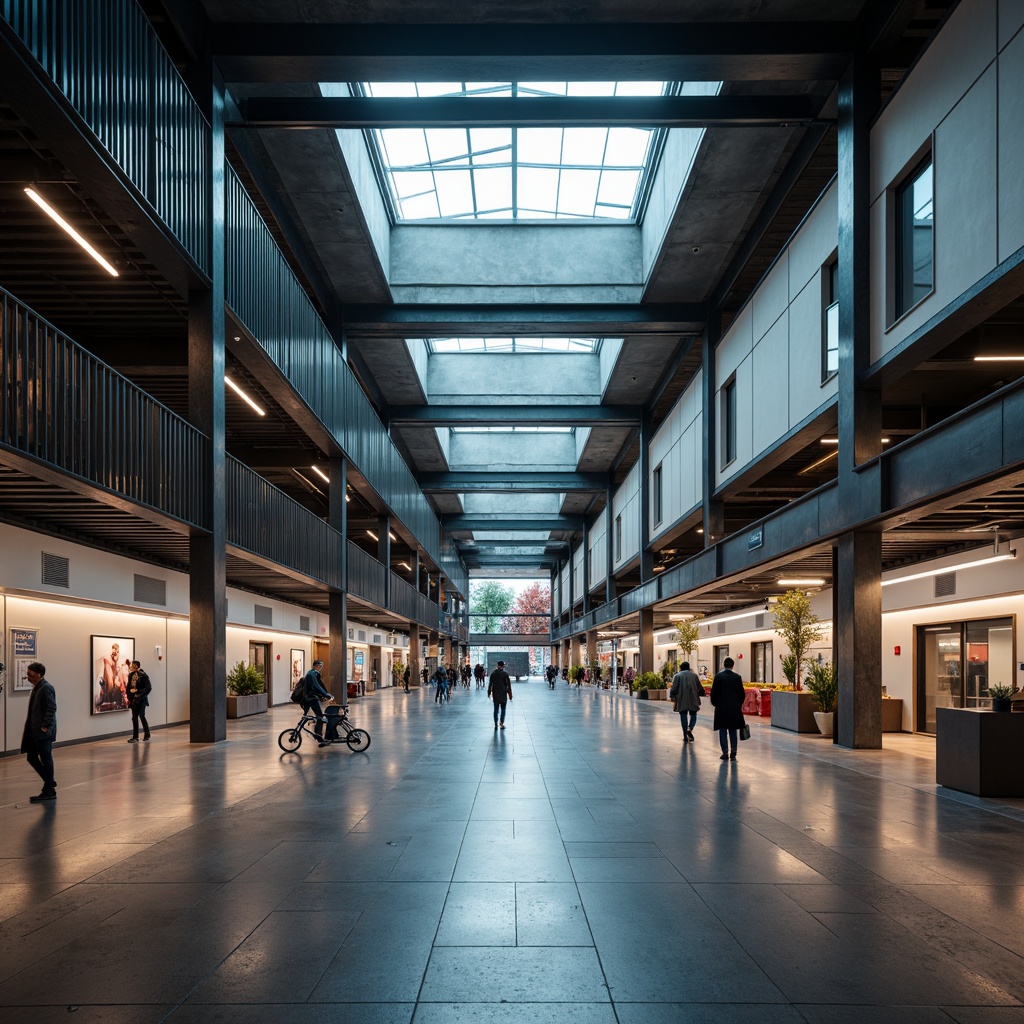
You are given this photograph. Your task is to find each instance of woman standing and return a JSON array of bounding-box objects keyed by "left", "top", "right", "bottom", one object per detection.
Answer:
[{"left": 710, "top": 657, "right": 746, "bottom": 761}]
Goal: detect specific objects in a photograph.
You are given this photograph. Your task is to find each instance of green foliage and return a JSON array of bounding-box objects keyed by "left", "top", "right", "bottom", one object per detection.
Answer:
[
  {"left": 780, "top": 653, "right": 799, "bottom": 686},
  {"left": 772, "top": 590, "right": 824, "bottom": 690},
  {"left": 227, "top": 661, "right": 266, "bottom": 695},
  {"left": 988, "top": 684, "right": 1013, "bottom": 701},
  {"left": 469, "top": 581, "right": 515, "bottom": 633},
  {"left": 637, "top": 671, "right": 663, "bottom": 691},
  {"left": 660, "top": 660, "right": 678, "bottom": 684},
  {"left": 804, "top": 660, "right": 837, "bottom": 714},
  {"left": 568, "top": 665, "right": 585, "bottom": 684},
  {"left": 673, "top": 616, "right": 702, "bottom": 660}
]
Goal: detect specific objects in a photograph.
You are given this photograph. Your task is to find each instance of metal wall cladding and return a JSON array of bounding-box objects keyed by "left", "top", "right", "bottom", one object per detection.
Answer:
[
  {"left": 0, "top": 287, "right": 209, "bottom": 526},
  {"left": 226, "top": 457, "right": 344, "bottom": 588},
  {"left": 346, "top": 541, "right": 387, "bottom": 608},
  {"left": 224, "top": 167, "right": 467, "bottom": 597},
  {"left": 1, "top": 0, "right": 209, "bottom": 274}
]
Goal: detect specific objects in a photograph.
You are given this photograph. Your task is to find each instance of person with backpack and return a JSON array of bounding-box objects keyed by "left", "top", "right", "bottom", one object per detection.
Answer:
[{"left": 295, "top": 659, "right": 332, "bottom": 746}]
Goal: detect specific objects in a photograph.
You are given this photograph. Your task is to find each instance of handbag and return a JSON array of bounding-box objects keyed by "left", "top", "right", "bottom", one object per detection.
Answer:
[
  {"left": 739, "top": 718, "right": 751, "bottom": 741},
  {"left": 671, "top": 698, "right": 679, "bottom": 712}
]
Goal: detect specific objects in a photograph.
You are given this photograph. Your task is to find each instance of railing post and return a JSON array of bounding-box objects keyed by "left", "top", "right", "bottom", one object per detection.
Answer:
[{"left": 330, "top": 455, "right": 349, "bottom": 706}]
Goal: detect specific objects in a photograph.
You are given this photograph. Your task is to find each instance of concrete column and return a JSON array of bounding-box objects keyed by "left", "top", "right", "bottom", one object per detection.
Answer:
[
  {"left": 702, "top": 313, "right": 724, "bottom": 545},
  {"left": 586, "top": 630, "right": 598, "bottom": 669},
  {"left": 377, "top": 514, "right": 391, "bottom": 606},
  {"left": 582, "top": 521, "right": 591, "bottom": 614},
  {"left": 329, "top": 456, "right": 349, "bottom": 705},
  {"left": 408, "top": 623, "right": 420, "bottom": 686},
  {"left": 606, "top": 483, "right": 618, "bottom": 602},
  {"left": 639, "top": 608, "right": 655, "bottom": 675},
  {"left": 639, "top": 413, "right": 654, "bottom": 580},
  {"left": 562, "top": 638, "right": 570, "bottom": 670},
  {"left": 836, "top": 531, "right": 882, "bottom": 749},
  {"left": 567, "top": 554, "right": 575, "bottom": 621},
  {"left": 571, "top": 634, "right": 582, "bottom": 667},
  {"left": 187, "top": 71, "right": 226, "bottom": 744}
]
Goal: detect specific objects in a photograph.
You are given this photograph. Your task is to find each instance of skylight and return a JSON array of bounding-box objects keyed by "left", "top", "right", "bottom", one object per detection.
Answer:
[
  {"left": 356, "top": 81, "right": 671, "bottom": 223},
  {"left": 450, "top": 426, "right": 575, "bottom": 433},
  {"left": 428, "top": 337, "right": 601, "bottom": 354}
]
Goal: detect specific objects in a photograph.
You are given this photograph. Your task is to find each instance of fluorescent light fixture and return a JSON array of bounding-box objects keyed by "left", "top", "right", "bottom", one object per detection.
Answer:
[
  {"left": 777, "top": 578, "right": 825, "bottom": 587},
  {"left": 389, "top": 532, "right": 397, "bottom": 542},
  {"left": 400, "top": 562, "right": 412, "bottom": 571},
  {"left": 881, "top": 550, "right": 1016, "bottom": 587},
  {"left": 24, "top": 187, "right": 119, "bottom": 277},
  {"left": 821, "top": 437, "right": 890, "bottom": 445},
  {"left": 974, "top": 355, "right": 1024, "bottom": 362},
  {"left": 310, "top": 465, "right": 329, "bottom": 483},
  {"left": 699, "top": 607, "right": 765, "bottom": 627},
  {"left": 224, "top": 376, "right": 265, "bottom": 416},
  {"left": 367, "top": 529, "right": 379, "bottom": 541}
]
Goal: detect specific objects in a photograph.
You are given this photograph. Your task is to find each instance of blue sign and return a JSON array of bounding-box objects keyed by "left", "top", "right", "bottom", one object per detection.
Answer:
[
  {"left": 748, "top": 527, "right": 763, "bottom": 552},
  {"left": 11, "top": 628, "right": 37, "bottom": 657}
]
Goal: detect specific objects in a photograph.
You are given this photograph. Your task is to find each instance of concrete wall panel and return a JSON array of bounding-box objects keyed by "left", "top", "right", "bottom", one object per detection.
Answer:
[
  {"left": 998, "top": 27, "right": 1024, "bottom": 260},
  {"left": 752, "top": 251, "right": 789, "bottom": 343},
  {"left": 788, "top": 182, "right": 838, "bottom": 298},
  {"left": 752, "top": 312, "right": 789, "bottom": 456},
  {"left": 1000, "top": 0, "right": 1024, "bottom": 48},
  {"left": 717, "top": 303, "right": 752, "bottom": 385}
]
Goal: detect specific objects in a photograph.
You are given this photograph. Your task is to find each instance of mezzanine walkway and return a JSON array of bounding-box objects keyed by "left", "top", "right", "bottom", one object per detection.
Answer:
[{"left": 1, "top": 683, "right": 1023, "bottom": 1023}]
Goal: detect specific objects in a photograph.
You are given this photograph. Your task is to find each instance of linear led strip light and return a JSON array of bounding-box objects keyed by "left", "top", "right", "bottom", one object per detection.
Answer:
[
  {"left": 24, "top": 187, "right": 119, "bottom": 277},
  {"left": 224, "top": 375, "right": 265, "bottom": 416},
  {"left": 881, "top": 548, "right": 1016, "bottom": 587}
]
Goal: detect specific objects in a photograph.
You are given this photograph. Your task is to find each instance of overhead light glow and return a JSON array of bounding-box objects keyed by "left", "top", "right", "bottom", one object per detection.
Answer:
[
  {"left": 777, "top": 578, "right": 825, "bottom": 587},
  {"left": 24, "top": 187, "right": 119, "bottom": 277},
  {"left": 367, "top": 529, "right": 379, "bottom": 541},
  {"left": 821, "top": 437, "right": 890, "bottom": 445},
  {"left": 974, "top": 355, "right": 1024, "bottom": 362},
  {"left": 881, "top": 550, "right": 1016, "bottom": 587},
  {"left": 311, "top": 465, "right": 329, "bottom": 483},
  {"left": 400, "top": 562, "right": 412, "bottom": 571},
  {"left": 699, "top": 607, "right": 766, "bottom": 627},
  {"left": 224, "top": 376, "right": 265, "bottom": 416}
]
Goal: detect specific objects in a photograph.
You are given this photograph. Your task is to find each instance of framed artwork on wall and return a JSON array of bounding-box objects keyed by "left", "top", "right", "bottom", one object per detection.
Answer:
[
  {"left": 14, "top": 657, "right": 34, "bottom": 691},
  {"left": 290, "top": 649, "right": 305, "bottom": 687},
  {"left": 91, "top": 635, "right": 134, "bottom": 714}
]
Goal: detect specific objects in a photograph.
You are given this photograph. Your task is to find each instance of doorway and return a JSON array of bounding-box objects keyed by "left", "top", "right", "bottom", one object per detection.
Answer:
[
  {"left": 249, "top": 641, "right": 271, "bottom": 698},
  {"left": 917, "top": 616, "right": 1014, "bottom": 733},
  {"left": 714, "top": 645, "right": 730, "bottom": 674}
]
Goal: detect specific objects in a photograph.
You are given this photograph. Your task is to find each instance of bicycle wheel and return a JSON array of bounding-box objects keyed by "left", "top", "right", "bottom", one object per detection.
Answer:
[
  {"left": 278, "top": 727, "right": 303, "bottom": 752},
  {"left": 346, "top": 728, "right": 371, "bottom": 752}
]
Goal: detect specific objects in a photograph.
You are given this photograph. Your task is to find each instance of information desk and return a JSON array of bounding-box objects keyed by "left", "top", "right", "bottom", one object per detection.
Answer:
[{"left": 936, "top": 707, "right": 1024, "bottom": 797}]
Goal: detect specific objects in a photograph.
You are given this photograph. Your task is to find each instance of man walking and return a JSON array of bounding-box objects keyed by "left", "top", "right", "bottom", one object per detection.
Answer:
[
  {"left": 710, "top": 657, "right": 746, "bottom": 761},
  {"left": 22, "top": 662, "right": 57, "bottom": 802},
  {"left": 669, "top": 660, "right": 703, "bottom": 743},
  {"left": 126, "top": 659, "right": 152, "bottom": 742},
  {"left": 487, "top": 660, "right": 513, "bottom": 730}
]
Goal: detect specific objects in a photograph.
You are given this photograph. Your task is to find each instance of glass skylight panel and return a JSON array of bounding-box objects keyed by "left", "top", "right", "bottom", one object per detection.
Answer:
[
  {"left": 426, "top": 337, "right": 601, "bottom": 354},
  {"left": 356, "top": 81, "right": 671, "bottom": 223}
]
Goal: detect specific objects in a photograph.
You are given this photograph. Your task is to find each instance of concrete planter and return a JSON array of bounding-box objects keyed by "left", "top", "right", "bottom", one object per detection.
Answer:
[
  {"left": 813, "top": 711, "right": 834, "bottom": 737},
  {"left": 770, "top": 690, "right": 819, "bottom": 732},
  {"left": 226, "top": 693, "right": 268, "bottom": 719},
  {"left": 648, "top": 688, "right": 667, "bottom": 701}
]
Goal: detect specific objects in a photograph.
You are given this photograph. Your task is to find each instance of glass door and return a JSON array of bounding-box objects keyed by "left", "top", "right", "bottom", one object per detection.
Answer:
[
  {"left": 918, "top": 626, "right": 960, "bottom": 734},
  {"left": 965, "top": 619, "right": 1014, "bottom": 707},
  {"left": 714, "top": 645, "right": 730, "bottom": 674}
]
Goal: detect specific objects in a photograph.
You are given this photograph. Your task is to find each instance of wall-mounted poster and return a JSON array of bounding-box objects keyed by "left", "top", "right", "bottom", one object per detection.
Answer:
[
  {"left": 11, "top": 627, "right": 38, "bottom": 659},
  {"left": 91, "top": 635, "right": 134, "bottom": 713},
  {"left": 290, "top": 649, "right": 305, "bottom": 688},
  {"left": 14, "top": 657, "right": 35, "bottom": 692}
]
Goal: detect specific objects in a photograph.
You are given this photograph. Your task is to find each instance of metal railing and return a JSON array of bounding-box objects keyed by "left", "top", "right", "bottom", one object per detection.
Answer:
[
  {"left": 226, "top": 458, "right": 344, "bottom": 587},
  {"left": 2, "top": 0, "right": 210, "bottom": 273},
  {"left": 346, "top": 540, "right": 387, "bottom": 608},
  {"left": 0, "top": 287, "right": 208, "bottom": 526}
]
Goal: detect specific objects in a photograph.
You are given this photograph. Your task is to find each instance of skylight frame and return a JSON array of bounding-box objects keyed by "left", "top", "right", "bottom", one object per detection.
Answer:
[
  {"left": 424, "top": 337, "right": 603, "bottom": 354},
  {"left": 353, "top": 81, "right": 677, "bottom": 225}
]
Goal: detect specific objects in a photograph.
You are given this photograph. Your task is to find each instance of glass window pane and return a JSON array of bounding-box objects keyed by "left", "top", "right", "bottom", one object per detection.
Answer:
[
  {"left": 400, "top": 190, "right": 441, "bottom": 219},
  {"left": 425, "top": 128, "right": 470, "bottom": 164},
  {"left": 598, "top": 169, "right": 641, "bottom": 208},
  {"left": 605, "top": 127, "right": 651, "bottom": 167},
  {"left": 469, "top": 127, "right": 511, "bottom": 163},
  {"left": 518, "top": 127, "right": 564, "bottom": 164},
  {"left": 379, "top": 129, "right": 430, "bottom": 167},
  {"left": 897, "top": 159, "right": 933, "bottom": 316},
  {"left": 558, "top": 168, "right": 600, "bottom": 216},
  {"left": 473, "top": 166, "right": 512, "bottom": 214},
  {"left": 518, "top": 166, "right": 559, "bottom": 214},
  {"left": 562, "top": 127, "right": 609, "bottom": 166},
  {"left": 435, "top": 168, "right": 474, "bottom": 218}
]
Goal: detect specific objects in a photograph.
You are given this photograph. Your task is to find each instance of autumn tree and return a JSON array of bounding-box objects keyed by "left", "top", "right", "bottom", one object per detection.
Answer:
[{"left": 501, "top": 582, "right": 551, "bottom": 634}]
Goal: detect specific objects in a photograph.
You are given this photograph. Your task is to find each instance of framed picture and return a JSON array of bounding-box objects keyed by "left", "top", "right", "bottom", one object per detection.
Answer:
[
  {"left": 91, "top": 635, "right": 134, "bottom": 714},
  {"left": 290, "top": 649, "right": 305, "bottom": 687},
  {"left": 11, "top": 627, "right": 38, "bottom": 658},
  {"left": 14, "top": 657, "right": 35, "bottom": 692}
]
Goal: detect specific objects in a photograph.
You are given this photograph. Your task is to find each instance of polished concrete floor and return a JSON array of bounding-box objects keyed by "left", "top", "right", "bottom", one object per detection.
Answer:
[{"left": 2, "top": 682, "right": 1024, "bottom": 1023}]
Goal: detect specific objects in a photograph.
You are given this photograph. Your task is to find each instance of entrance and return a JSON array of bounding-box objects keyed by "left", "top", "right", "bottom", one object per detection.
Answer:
[
  {"left": 714, "top": 645, "right": 730, "bottom": 674},
  {"left": 917, "top": 616, "right": 1014, "bottom": 733}
]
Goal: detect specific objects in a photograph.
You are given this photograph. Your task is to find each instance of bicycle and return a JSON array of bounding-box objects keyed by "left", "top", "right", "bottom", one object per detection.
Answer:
[{"left": 278, "top": 702, "right": 371, "bottom": 753}]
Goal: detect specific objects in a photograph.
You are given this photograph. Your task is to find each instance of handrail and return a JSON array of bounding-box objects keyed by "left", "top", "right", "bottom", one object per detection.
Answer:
[{"left": 0, "top": 287, "right": 209, "bottom": 527}]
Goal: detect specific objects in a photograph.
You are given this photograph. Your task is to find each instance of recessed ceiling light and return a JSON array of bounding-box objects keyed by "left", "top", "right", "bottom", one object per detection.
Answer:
[
  {"left": 777, "top": 578, "right": 825, "bottom": 587},
  {"left": 974, "top": 355, "right": 1024, "bottom": 361}
]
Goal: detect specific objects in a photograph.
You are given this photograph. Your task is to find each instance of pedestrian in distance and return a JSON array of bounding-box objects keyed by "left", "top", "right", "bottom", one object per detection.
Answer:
[
  {"left": 487, "top": 660, "right": 513, "bottom": 729},
  {"left": 669, "top": 661, "right": 703, "bottom": 743},
  {"left": 710, "top": 657, "right": 746, "bottom": 761},
  {"left": 403, "top": 666, "right": 411, "bottom": 692},
  {"left": 126, "top": 659, "right": 152, "bottom": 742},
  {"left": 22, "top": 662, "right": 57, "bottom": 803}
]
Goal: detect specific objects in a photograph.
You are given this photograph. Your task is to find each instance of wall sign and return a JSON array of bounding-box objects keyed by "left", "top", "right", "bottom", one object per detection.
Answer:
[
  {"left": 748, "top": 527, "right": 763, "bottom": 551},
  {"left": 11, "top": 627, "right": 38, "bottom": 657}
]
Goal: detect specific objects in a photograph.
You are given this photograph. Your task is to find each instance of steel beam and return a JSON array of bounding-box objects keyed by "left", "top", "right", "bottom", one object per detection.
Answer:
[
  {"left": 211, "top": 22, "right": 853, "bottom": 83},
  {"left": 393, "top": 405, "right": 639, "bottom": 427},
  {"left": 238, "top": 94, "right": 827, "bottom": 129},
  {"left": 342, "top": 304, "right": 704, "bottom": 338},
  {"left": 419, "top": 472, "right": 607, "bottom": 492},
  {"left": 444, "top": 515, "right": 585, "bottom": 531}
]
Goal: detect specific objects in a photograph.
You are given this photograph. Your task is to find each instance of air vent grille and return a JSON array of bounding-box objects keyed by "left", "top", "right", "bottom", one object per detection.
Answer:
[
  {"left": 41, "top": 552, "right": 69, "bottom": 588},
  {"left": 348, "top": 628, "right": 354, "bottom": 640},
  {"left": 299, "top": 615, "right": 310, "bottom": 632},
  {"left": 717, "top": 622, "right": 726, "bottom": 635},
  {"left": 934, "top": 572, "right": 957, "bottom": 598},
  {"left": 254, "top": 604, "right": 273, "bottom": 626},
  {"left": 134, "top": 574, "right": 167, "bottom": 606},
  {"left": 755, "top": 614, "right": 765, "bottom": 629},
  {"left": 357, "top": 630, "right": 366, "bottom": 642}
]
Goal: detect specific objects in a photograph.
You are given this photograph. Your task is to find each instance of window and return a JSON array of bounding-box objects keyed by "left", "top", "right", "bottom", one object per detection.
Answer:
[
  {"left": 751, "top": 641, "right": 773, "bottom": 683},
  {"left": 722, "top": 377, "right": 737, "bottom": 466},
  {"left": 653, "top": 465, "right": 663, "bottom": 525},
  {"left": 823, "top": 259, "right": 838, "bottom": 381},
  {"left": 614, "top": 514, "right": 622, "bottom": 561},
  {"left": 895, "top": 157, "right": 933, "bottom": 318}
]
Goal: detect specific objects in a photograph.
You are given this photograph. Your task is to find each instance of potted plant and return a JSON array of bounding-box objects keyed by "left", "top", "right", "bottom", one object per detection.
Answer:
[
  {"left": 772, "top": 590, "right": 824, "bottom": 690},
  {"left": 989, "top": 684, "right": 1013, "bottom": 712},
  {"left": 568, "top": 664, "right": 585, "bottom": 686},
  {"left": 635, "top": 671, "right": 661, "bottom": 700},
  {"left": 804, "top": 660, "right": 837, "bottom": 736},
  {"left": 226, "top": 661, "right": 268, "bottom": 718}
]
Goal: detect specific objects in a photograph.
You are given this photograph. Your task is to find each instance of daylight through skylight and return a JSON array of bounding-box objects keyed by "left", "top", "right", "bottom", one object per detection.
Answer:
[
  {"left": 427, "top": 338, "right": 601, "bottom": 354},
  {"left": 355, "top": 81, "right": 671, "bottom": 223}
]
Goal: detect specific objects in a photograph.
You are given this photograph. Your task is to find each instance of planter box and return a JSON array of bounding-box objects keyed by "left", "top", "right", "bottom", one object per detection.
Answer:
[
  {"left": 881, "top": 698, "right": 904, "bottom": 732},
  {"left": 649, "top": 689, "right": 667, "bottom": 701},
  {"left": 936, "top": 707, "right": 1024, "bottom": 796},
  {"left": 226, "top": 693, "right": 268, "bottom": 719},
  {"left": 770, "top": 690, "right": 819, "bottom": 733}
]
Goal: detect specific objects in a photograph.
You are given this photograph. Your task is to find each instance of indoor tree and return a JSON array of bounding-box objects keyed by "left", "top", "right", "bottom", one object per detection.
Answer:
[
  {"left": 772, "top": 589, "right": 824, "bottom": 690},
  {"left": 673, "top": 615, "right": 702, "bottom": 665},
  {"left": 469, "top": 580, "right": 514, "bottom": 633}
]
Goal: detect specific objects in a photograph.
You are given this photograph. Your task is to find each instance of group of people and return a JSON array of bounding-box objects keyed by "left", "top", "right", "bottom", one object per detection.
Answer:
[
  {"left": 669, "top": 657, "right": 747, "bottom": 760},
  {"left": 21, "top": 657, "right": 154, "bottom": 804}
]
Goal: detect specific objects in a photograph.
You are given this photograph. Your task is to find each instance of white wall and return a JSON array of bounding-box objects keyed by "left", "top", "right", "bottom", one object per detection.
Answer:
[
  {"left": 714, "top": 182, "right": 839, "bottom": 489},
  {"left": 650, "top": 368, "right": 702, "bottom": 540},
  {"left": 611, "top": 462, "right": 641, "bottom": 570},
  {"left": 870, "top": 0, "right": 1024, "bottom": 361},
  {"left": 588, "top": 509, "right": 608, "bottom": 590}
]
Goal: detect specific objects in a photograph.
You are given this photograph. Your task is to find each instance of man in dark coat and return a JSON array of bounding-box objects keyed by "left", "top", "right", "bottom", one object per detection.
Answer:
[
  {"left": 126, "top": 660, "right": 153, "bottom": 742},
  {"left": 487, "top": 660, "right": 513, "bottom": 730},
  {"left": 710, "top": 657, "right": 746, "bottom": 761},
  {"left": 301, "top": 659, "right": 332, "bottom": 745},
  {"left": 21, "top": 661, "right": 57, "bottom": 802}
]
